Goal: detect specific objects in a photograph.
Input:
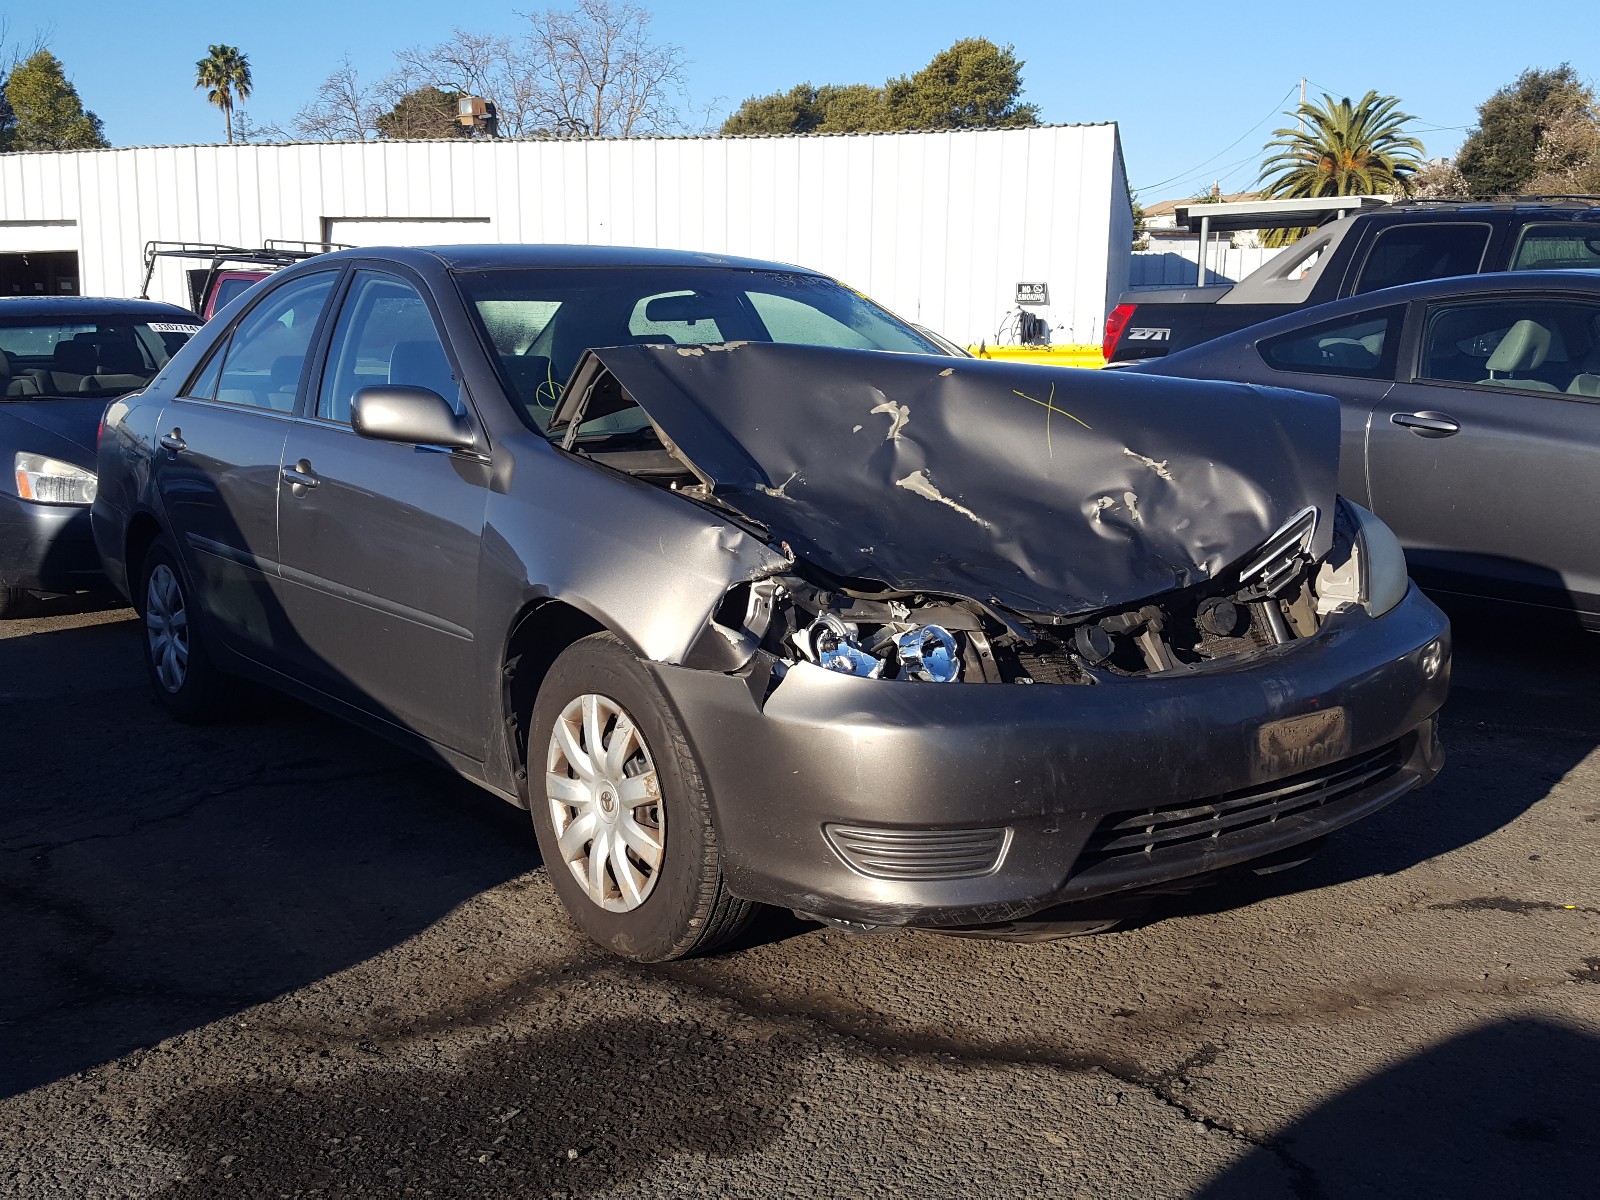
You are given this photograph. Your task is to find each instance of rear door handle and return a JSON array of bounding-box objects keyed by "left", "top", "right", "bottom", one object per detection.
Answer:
[
  {"left": 159, "top": 431, "right": 187, "bottom": 453},
  {"left": 1390, "top": 411, "right": 1460, "bottom": 437},
  {"left": 281, "top": 461, "right": 320, "bottom": 491}
]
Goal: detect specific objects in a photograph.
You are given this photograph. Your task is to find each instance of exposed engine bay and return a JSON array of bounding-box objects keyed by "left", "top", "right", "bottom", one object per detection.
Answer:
[{"left": 545, "top": 342, "right": 1389, "bottom": 685}]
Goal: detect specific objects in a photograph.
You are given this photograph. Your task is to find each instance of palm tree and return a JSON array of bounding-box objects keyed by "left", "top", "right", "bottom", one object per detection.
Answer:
[
  {"left": 1258, "top": 90, "right": 1424, "bottom": 241},
  {"left": 195, "top": 45, "right": 253, "bottom": 144}
]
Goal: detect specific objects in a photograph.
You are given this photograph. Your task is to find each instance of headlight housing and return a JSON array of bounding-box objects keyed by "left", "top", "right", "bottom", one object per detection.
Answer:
[
  {"left": 1314, "top": 499, "right": 1409, "bottom": 618},
  {"left": 14, "top": 452, "right": 98, "bottom": 505}
]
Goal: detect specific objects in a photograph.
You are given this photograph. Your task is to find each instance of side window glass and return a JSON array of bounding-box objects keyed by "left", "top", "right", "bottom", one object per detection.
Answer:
[
  {"left": 212, "top": 271, "right": 337, "bottom": 411},
  {"left": 317, "top": 272, "right": 460, "bottom": 424},
  {"left": 628, "top": 290, "right": 726, "bottom": 345},
  {"left": 1258, "top": 307, "right": 1402, "bottom": 379},
  {"left": 1352, "top": 225, "right": 1490, "bottom": 296},
  {"left": 1419, "top": 299, "right": 1600, "bottom": 395},
  {"left": 1509, "top": 223, "right": 1600, "bottom": 271}
]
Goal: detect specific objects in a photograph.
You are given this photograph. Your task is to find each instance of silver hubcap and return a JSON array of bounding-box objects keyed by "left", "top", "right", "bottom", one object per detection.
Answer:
[
  {"left": 546, "top": 693, "right": 665, "bottom": 912},
  {"left": 145, "top": 564, "right": 189, "bottom": 694}
]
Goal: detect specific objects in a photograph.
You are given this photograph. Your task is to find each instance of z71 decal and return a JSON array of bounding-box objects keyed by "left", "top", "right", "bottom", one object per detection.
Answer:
[{"left": 1127, "top": 327, "right": 1171, "bottom": 342}]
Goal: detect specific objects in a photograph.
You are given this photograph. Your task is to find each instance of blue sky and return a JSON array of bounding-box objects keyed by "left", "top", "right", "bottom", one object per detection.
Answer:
[{"left": 10, "top": 0, "right": 1595, "bottom": 204}]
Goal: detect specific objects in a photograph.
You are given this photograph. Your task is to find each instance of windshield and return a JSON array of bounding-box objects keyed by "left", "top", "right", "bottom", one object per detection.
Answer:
[
  {"left": 0, "top": 317, "right": 200, "bottom": 400},
  {"left": 455, "top": 267, "right": 942, "bottom": 431}
]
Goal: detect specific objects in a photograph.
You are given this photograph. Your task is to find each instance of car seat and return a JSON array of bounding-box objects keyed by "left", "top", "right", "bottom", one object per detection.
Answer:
[
  {"left": 29, "top": 339, "right": 97, "bottom": 394},
  {"left": 1566, "top": 346, "right": 1600, "bottom": 397},
  {"left": 0, "top": 351, "right": 40, "bottom": 397},
  {"left": 1478, "top": 320, "right": 1560, "bottom": 390},
  {"left": 83, "top": 342, "right": 152, "bottom": 394}
]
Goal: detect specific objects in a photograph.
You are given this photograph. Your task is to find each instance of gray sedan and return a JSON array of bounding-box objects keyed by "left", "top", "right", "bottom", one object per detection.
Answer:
[
  {"left": 92, "top": 245, "right": 1448, "bottom": 961},
  {"left": 1133, "top": 271, "right": 1600, "bottom": 627}
]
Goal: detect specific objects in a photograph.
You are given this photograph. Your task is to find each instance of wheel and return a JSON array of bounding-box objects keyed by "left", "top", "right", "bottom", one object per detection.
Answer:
[
  {"left": 0, "top": 583, "right": 33, "bottom": 619},
  {"left": 138, "top": 538, "right": 234, "bottom": 722},
  {"left": 528, "top": 631, "right": 757, "bottom": 961}
]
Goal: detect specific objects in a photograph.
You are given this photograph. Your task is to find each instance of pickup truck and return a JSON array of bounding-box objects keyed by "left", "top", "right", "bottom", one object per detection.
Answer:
[{"left": 1105, "top": 198, "right": 1600, "bottom": 364}]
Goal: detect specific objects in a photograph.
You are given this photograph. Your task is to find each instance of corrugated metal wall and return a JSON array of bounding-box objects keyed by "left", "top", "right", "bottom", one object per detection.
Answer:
[{"left": 0, "top": 124, "right": 1128, "bottom": 345}]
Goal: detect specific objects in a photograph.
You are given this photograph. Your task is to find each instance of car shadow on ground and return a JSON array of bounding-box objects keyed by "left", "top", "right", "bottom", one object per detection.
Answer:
[
  {"left": 1195, "top": 1016, "right": 1600, "bottom": 1197},
  {"left": 0, "top": 613, "right": 541, "bottom": 1099}
]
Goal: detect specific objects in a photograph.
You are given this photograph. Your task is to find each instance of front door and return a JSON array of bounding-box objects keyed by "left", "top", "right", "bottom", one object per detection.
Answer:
[
  {"left": 1367, "top": 293, "right": 1600, "bottom": 616},
  {"left": 153, "top": 269, "right": 339, "bottom": 656},
  {"left": 275, "top": 268, "right": 490, "bottom": 757}
]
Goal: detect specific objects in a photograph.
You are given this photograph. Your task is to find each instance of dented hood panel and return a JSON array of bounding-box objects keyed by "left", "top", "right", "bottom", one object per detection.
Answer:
[{"left": 586, "top": 344, "right": 1342, "bottom": 617}]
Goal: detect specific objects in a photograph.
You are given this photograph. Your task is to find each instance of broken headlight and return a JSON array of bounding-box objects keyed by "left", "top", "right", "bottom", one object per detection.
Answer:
[
  {"left": 795, "top": 612, "right": 961, "bottom": 682},
  {"left": 1315, "top": 499, "right": 1408, "bottom": 619}
]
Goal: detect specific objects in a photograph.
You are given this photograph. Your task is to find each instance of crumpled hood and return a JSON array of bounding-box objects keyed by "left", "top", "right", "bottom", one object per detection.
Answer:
[{"left": 582, "top": 343, "right": 1341, "bottom": 617}]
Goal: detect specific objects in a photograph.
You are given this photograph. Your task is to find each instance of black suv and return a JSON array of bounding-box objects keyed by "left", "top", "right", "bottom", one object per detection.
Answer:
[{"left": 1106, "top": 197, "right": 1600, "bottom": 364}]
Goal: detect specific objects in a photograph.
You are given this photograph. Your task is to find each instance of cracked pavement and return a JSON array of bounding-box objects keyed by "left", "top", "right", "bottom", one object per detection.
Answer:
[{"left": 2, "top": 601, "right": 1597, "bottom": 1197}]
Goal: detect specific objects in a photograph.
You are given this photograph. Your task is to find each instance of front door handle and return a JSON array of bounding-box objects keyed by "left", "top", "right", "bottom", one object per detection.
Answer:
[
  {"left": 1391, "top": 410, "right": 1461, "bottom": 437},
  {"left": 159, "top": 430, "right": 187, "bottom": 453},
  {"left": 281, "top": 461, "right": 321, "bottom": 492}
]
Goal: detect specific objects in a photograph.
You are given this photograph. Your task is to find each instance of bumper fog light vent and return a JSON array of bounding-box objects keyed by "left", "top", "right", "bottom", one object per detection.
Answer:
[{"left": 824, "top": 824, "right": 1010, "bottom": 880}]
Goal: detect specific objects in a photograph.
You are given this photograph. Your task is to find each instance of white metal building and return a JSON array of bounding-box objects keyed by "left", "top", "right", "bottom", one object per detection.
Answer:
[{"left": 0, "top": 123, "right": 1132, "bottom": 346}]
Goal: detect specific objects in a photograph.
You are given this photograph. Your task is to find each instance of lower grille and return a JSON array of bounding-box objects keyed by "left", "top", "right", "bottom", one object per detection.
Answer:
[
  {"left": 1074, "top": 742, "right": 1404, "bottom": 874},
  {"left": 825, "top": 824, "right": 1010, "bottom": 881}
]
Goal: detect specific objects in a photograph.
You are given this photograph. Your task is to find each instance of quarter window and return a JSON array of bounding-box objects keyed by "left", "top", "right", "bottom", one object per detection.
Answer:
[
  {"left": 208, "top": 271, "right": 337, "bottom": 411},
  {"left": 1418, "top": 298, "right": 1600, "bottom": 396},
  {"left": 316, "top": 272, "right": 459, "bottom": 424},
  {"left": 1352, "top": 224, "right": 1490, "bottom": 296},
  {"left": 1509, "top": 223, "right": 1600, "bottom": 271},
  {"left": 1258, "top": 307, "right": 1403, "bottom": 380}
]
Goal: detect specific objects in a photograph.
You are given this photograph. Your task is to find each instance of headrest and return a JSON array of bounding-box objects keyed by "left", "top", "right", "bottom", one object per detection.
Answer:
[
  {"left": 389, "top": 340, "right": 455, "bottom": 399},
  {"left": 270, "top": 355, "right": 303, "bottom": 390},
  {"left": 52, "top": 339, "right": 97, "bottom": 374},
  {"left": 97, "top": 342, "right": 144, "bottom": 375},
  {"left": 1485, "top": 320, "right": 1552, "bottom": 373}
]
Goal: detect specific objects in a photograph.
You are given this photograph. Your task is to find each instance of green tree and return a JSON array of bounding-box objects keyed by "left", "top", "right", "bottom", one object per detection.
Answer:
[
  {"left": 375, "top": 85, "right": 467, "bottom": 139},
  {"left": 1456, "top": 65, "right": 1596, "bottom": 198},
  {"left": 4, "top": 50, "right": 108, "bottom": 150},
  {"left": 720, "top": 38, "right": 1038, "bottom": 136},
  {"left": 884, "top": 38, "right": 1039, "bottom": 130},
  {"left": 195, "top": 44, "right": 253, "bottom": 145}
]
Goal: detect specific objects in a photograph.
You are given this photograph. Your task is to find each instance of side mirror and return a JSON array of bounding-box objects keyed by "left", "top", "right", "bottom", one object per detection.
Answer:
[{"left": 351, "top": 386, "right": 477, "bottom": 451}]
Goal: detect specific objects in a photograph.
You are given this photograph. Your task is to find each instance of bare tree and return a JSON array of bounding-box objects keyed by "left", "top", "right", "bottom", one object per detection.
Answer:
[
  {"left": 293, "top": 58, "right": 382, "bottom": 140},
  {"left": 523, "top": 0, "right": 688, "bottom": 136}
]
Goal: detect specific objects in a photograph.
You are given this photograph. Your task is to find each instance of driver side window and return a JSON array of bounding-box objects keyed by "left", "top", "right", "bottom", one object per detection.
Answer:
[{"left": 316, "top": 271, "right": 460, "bottom": 424}]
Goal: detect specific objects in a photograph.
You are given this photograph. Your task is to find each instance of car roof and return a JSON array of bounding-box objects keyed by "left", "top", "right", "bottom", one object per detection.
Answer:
[
  {"left": 315, "top": 243, "right": 822, "bottom": 275},
  {"left": 0, "top": 296, "right": 198, "bottom": 320}
]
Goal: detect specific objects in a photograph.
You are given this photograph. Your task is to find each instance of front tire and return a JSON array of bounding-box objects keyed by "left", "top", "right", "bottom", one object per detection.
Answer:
[
  {"left": 138, "top": 538, "right": 233, "bottom": 722},
  {"left": 528, "top": 632, "right": 757, "bottom": 961}
]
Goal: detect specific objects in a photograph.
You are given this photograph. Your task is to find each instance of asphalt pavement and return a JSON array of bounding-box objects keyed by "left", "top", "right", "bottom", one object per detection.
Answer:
[{"left": 1, "top": 597, "right": 1596, "bottom": 1198}]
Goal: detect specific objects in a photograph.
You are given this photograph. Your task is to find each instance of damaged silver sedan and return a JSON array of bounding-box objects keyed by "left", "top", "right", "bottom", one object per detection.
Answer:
[{"left": 92, "top": 246, "right": 1450, "bottom": 961}]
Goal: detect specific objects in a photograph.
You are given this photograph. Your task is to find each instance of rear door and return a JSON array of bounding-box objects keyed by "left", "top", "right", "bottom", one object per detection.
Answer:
[
  {"left": 1251, "top": 304, "right": 1407, "bottom": 508},
  {"left": 274, "top": 267, "right": 491, "bottom": 757},
  {"left": 1367, "top": 292, "right": 1600, "bottom": 616},
  {"left": 153, "top": 269, "right": 339, "bottom": 656}
]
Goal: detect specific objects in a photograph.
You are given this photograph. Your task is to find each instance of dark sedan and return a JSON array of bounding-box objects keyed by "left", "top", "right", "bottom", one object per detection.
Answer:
[
  {"left": 93, "top": 245, "right": 1449, "bottom": 961},
  {"left": 0, "top": 296, "right": 200, "bottom": 616},
  {"left": 1133, "top": 271, "right": 1600, "bottom": 626}
]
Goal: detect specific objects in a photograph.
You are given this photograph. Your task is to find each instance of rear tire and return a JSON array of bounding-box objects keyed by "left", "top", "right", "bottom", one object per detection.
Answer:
[
  {"left": 138, "top": 538, "right": 235, "bottom": 723},
  {"left": 528, "top": 631, "right": 757, "bottom": 961}
]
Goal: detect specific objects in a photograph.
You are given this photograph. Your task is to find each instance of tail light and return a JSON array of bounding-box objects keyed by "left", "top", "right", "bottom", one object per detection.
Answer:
[
  {"left": 1103, "top": 303, "right": 1136, "bottom": 361},
  {"left": 97, "top": 417, "right": 105, "bottom": 451}
]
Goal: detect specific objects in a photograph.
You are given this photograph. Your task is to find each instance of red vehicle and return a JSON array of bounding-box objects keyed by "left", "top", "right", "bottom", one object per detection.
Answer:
[{"left": 138, "top": 240, "right": 346, "bottom": 320}]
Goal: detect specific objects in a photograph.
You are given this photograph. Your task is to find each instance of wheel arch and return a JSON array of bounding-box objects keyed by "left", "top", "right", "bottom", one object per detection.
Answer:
[{"left": 124, "top": 511, "right": 165, "bottom": 610}]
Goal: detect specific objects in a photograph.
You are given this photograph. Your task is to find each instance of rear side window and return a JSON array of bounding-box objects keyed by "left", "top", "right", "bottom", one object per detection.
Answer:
[
  {"left": 1509, "top": 223, "right": 1600, "bottom": 271},
  {"left": 1258, "top": 306, "right": 1403, "bottom": 380},
  {"left": 206, "top": 271, "right": 337, "bottom": 412},
  {"left": 1352, "top": 224, "right": 1490, "bottom": 296}
]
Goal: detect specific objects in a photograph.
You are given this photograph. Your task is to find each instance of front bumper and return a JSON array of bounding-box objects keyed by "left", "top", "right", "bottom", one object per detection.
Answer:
[
  {"left": 650, "top": 584, "right": 1450, "bottom": 928},
  {"left": 0, "top": 492, "right": 103, "bottom": 595}
]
